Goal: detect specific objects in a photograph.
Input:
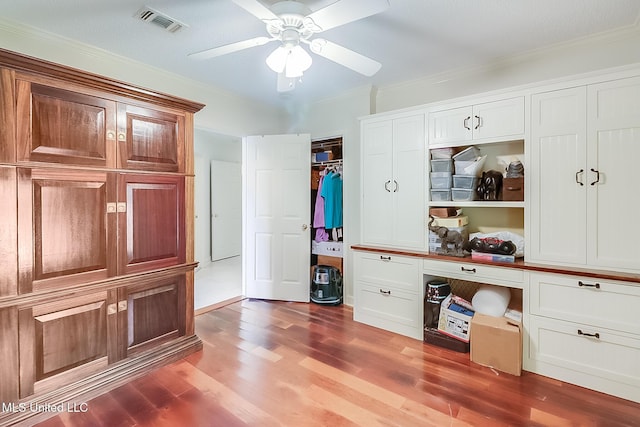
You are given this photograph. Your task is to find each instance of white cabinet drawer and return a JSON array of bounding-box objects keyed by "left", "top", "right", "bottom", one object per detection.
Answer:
[
  {"left": 529, "top": 272, "right": 640, "bottom": 336},
  {"left": 529, "top": 315, "right": 640, "bottom": 393},
  {"left": 423, "top": 258, "right": 524, "bottom": 288},
  {"left": 354, "top": 252, "right": 421, "bottom": 293},
  {"left": 354, "top": 282, "right": 423, "bottom": 340}
]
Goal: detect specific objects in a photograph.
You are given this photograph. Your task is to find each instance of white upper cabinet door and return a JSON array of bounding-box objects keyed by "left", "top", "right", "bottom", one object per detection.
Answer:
[
  {"left": 428, "top": 106, "right": 473, "bottom": 146},
  {"left": 361, "top": 120, "right": 394, "bottom": 246},
  {"left": 587, "top": 76, "right": 640, "bottom": 272},
  {"left": 472, "top": 97, "right": 525, "bottom": 142},
  {"left": 529, "top": 87, "right": 588, "bottom": 266},
  {"left": 392, "top": 114, "right": 425, "bottom": 250},
  {"left": 428, "top": 97, "right": 524, "bottom": 147}
]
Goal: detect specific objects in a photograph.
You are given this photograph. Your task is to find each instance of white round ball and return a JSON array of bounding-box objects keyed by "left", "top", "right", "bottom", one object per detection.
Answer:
[{"left": 472, "top": 285, "right": 511, "bottom": 317}]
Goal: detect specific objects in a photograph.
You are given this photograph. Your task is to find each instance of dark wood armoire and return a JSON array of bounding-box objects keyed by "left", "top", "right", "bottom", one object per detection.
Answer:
[{"left": 0, "top": 48, "right": 204, "bottom": 425}]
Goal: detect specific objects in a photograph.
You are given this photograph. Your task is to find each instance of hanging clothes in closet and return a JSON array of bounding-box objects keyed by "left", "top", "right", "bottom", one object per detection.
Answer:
[{"left": 313, "top": 166, "right": 343, "bottom": 242}]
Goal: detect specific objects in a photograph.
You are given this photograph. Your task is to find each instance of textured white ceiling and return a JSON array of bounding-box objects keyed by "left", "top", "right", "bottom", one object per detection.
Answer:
[{"left": 1, "top": 0, "right": 639, "bottom": 107}]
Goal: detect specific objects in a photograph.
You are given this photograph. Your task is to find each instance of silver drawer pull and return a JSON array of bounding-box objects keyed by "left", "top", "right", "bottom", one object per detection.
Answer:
[
  {"left": 578, "top": 329, "right": 600, "bottom": 339},
  {"left": 461, "top": 266, "right": 476, "bottom": 273},
  {"left": 380, "top": 256, "right": 391, "bottom": 261},
  {"left": 379, "top": 289, "right": 391, "bottom": 295},
  {"left": 578, "top": 281, "right": 600, "bottom": 289}
]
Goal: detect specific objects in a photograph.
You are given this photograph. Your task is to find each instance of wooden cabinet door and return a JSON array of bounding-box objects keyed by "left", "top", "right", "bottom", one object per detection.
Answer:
[
  {"left": 428, "top": 106, "right": 472, "bottom": 147},
  {"left": 0, "top": 166, "right": 17, "bottom": 297},
  {"left": 18, "top": 290, "right": 117, "bottom": 398},
  {"left": 117, "top": 103, "right": 184, "bottom": 172},
  {"left": 117, "top": 174, "right": 185, "bottom": 275},
  {"left": 586, "top": 76, "right": 640, "bottom": 272},
  {"left": 117, "top": 275, "right": 186, "bottom": 359},
  {"left": 16, "top": 78, "right": 117, "bottom": 167},
  {"left": 17, "top": 168, "right": 117, "bottom": 294},
  {"left": 529, "top": 87, "right": 587, "bottom": 267}
]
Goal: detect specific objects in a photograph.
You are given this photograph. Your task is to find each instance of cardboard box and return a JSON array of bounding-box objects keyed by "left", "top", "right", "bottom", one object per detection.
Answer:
[
  {"left": 316, "top": 255, "right": 343, "bottom": 274},
  {"left": 429, "top": 207, "right": 459, "bottom": 218},
  {"left": 502, "top": 177, "right": 524, "bottom": 201},
  {"left": 437, "top": 294, "right": 474, "bottom": 342},
  {"left": 470, "top": 313, "right": 522, "bottom": 376},
  {"left": 432, "top": 215, "right": 468, "bottom": 228}
]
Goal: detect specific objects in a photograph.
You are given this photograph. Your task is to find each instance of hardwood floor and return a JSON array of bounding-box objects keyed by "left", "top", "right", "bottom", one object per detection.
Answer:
[{"left": 33, "top": 299, "right": 639, "bottom": 427}]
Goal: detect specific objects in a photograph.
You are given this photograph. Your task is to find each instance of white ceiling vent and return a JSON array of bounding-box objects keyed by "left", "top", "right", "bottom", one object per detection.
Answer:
[{"left": 135, "top": 6, "right": 187, "bottom": 33}]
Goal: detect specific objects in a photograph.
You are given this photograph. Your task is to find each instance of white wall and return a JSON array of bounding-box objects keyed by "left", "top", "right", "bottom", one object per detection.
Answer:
[
  {"left": 288, "top": 85, "right": 372, "bottom": 305},
  {"left": 0, "top": 19, "right": 287, "bottom": 137},
  {"left": 375, "top": 22, "right": 640, "bottom": 113}
]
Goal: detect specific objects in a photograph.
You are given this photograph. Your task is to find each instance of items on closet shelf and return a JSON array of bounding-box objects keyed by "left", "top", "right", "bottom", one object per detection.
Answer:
[{"left": 313, "top": 165, "right": 343, "bottom": 243}]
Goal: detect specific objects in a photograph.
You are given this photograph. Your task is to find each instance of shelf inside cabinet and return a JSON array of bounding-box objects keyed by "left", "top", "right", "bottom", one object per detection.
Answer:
[{"left": 429, "top": 201, "right": 524, "bottom": 208}]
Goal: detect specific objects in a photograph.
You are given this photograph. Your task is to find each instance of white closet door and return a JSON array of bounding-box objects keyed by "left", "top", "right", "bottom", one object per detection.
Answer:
[
  {"left": 361, "top": 120, "right": 393, "bottom": 245},
  {"left": 587, "top": 76, "right": 640, "bottom": 271},
  {"left": 244, "top": 134, "right": 311, "bottom": 302},
  {"left": 529, "top": 87, "right": 587, "bottom": 266},
  {"left": 211, "top": 160, "right": 241, "bottom": 261}
]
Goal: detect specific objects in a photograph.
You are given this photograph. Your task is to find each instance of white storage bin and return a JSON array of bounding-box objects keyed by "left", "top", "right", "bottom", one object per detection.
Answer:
[
  {"left": 451, "top": 188, "right": 476, "bottom": 201},
  {"left": 431, "top": 147, "right": 457, "bottom": 159},
  {"left": 431, "top": 159, "right": 453, "bottom": 173},
  {"left": 452, "top": 146, "right": 480, "bottom": 162},
  {"left": 312, "top": 241, "right": 343, "bottom": 257},
  {"left": 452, "top": 175, "right": 478, "bottom": 189},
  {"left": 430, "top": 189, "right": 451, "bottom": 201},
  {"left": 430, "top": 172, "right": 452, "bottom": 189}
]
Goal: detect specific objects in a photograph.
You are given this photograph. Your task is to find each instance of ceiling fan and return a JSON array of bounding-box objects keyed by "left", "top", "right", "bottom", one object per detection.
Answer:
[{"left": 189, "top": 0, "right": 389, "bottom": 92}]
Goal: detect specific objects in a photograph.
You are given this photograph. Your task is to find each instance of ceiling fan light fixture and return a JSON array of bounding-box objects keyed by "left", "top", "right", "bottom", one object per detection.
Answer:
[
  {"left": 266, "top": 46, "right": 288, "bottom": 73},
  {"left": 266, "top": 44, "right": 312, "bottom": 77}
]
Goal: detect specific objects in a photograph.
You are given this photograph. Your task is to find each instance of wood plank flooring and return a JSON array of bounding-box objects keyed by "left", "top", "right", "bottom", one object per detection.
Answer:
[{"left": 33, "top": 299, "right": 640, "bottom": 426}]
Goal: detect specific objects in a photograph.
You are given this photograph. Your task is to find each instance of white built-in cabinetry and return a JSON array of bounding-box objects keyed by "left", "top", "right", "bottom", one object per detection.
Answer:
[
  {"left": 428, "top": 97, "right": 525, "bottom": 147},
  {"left": 360, "top": 113, "right": 425, "bottom": 250},
  {"left": 353, "top": 251, "right": 423, "bottom": 339},
  {"left": 529, "top": 77, "right": 640, "bottom": 273},
  {"left": 354, "top": 64, "right": 640, "bottom": 404},
  {"left": 526, "top": 272, "right": 640, "bottom": 402}
]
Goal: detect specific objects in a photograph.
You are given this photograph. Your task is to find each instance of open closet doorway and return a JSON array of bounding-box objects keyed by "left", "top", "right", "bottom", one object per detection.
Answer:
[{"left": 193, "top": 130, "right": 243, "bottom": 313}]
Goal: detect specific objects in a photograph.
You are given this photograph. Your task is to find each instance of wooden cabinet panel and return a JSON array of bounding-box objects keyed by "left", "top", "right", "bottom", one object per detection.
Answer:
[
  {"left": 0, "top": 308, "right": 19, "bottom": 402},
  {"left": 119, "top": 274, "right": 186, "bottom": 358},
  {"left": 16, "top": 80, "right": 117, "bottom": 167},
  {"left": 0, "top": 166, "right": 17, "bottom": 297},
  {"left": 118, "top": 174, "right": 185, "bottom": 275},
  {"left": 117, "top": 103, "right": 184, "bottom": 172},
  {"left": 18, "top": 168, "right": 116, "bottom": 293},
  {"left": 19, "top": 291, "right": 115, "bottom": 397},
  {"left": 0, "top": 50, "right": 202, "bottom": 413},
  {"left": 0, "top": 68, "right": 16, "bottom": 163}
]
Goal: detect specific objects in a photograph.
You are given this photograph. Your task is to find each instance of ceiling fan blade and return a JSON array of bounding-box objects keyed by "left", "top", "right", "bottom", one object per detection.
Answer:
[
  {"left": 232, "top": 0, "right": 279, "bottom": 21},
  {"left": 307, "top": 0, "right": 389, "bottom": 32},
  {"left": 310, "top": 39, "right": 381, "bottom": 76},
  {"left": 188, "top": 37, "right": 273, "bottom": 60}
]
